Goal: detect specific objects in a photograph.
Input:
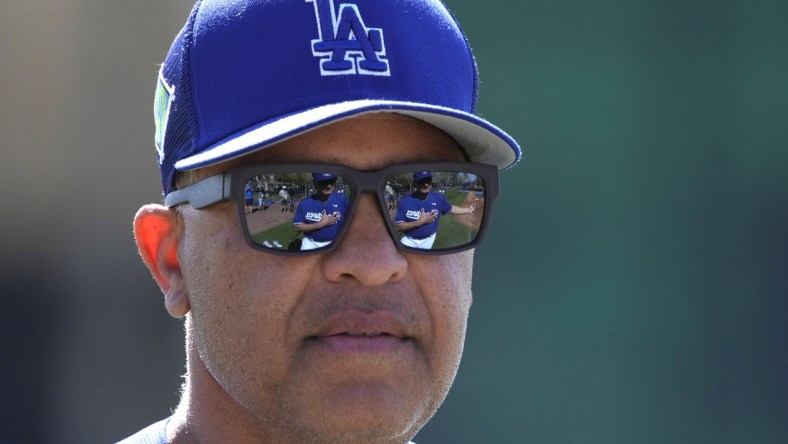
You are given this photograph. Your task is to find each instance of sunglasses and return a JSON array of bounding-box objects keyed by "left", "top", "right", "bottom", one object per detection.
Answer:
[
  {"left": 165, "top": 162, "right": 499, "bottom": 255},
  {"left": 317, "top": 179, "right": 337, "bottom": 188}
]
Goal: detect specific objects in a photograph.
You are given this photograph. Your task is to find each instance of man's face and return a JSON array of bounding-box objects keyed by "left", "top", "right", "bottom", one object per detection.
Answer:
[
  {"left": 178, "top": 114, "right": 474, "bottom": 441},
  {"left": 415, "top": 178, "right": 433, "bottom": 197},
  {"left": 316, "top": 178, "right": 337, "bottom": 196}
]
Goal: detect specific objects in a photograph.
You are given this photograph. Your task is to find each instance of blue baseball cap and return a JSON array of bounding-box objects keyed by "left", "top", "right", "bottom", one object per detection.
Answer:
[
  {"left": 312, "top": 172, "right": 337, "bottom": 182},
  {"left": 413, "top": 171, "right": 433, "bottom": 182},
  {"left": 154, "top": 0, "right": 521, "bottom": 194}
]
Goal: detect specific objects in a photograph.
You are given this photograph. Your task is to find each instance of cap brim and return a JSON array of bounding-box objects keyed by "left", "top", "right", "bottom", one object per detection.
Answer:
[{"left": 174, "top": 100, "right": 521, "bottom": 172}]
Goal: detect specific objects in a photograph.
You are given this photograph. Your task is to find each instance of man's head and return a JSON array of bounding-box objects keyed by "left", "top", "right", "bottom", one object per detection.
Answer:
[
  {"left": 313, "top": 172, "right": 338, "bottom": 197},
  {"left": 152, "top": 0, "right": 518, "bottom": 195},
  {"left": 135, "top": 0, "right": 520, "bottom": 442},
  {"left": 413, "top": 171, "right": 434, "bottom": 195}
]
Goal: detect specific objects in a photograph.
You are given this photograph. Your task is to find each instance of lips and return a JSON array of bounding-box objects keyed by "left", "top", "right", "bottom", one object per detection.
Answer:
[{"left": 307, "top": 310, "right": 413, "bottom": 354}]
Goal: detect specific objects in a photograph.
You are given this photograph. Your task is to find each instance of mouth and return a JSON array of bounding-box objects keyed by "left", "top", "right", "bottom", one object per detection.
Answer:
[
  {"left": 306, "top": 311, "right": 413, "bottom": 354},
  {"left": 343, "top": 332, "right": 392, "bottom": 336},
  {"left": 311, "top": 333, "right": 406, "bottom": 354}
]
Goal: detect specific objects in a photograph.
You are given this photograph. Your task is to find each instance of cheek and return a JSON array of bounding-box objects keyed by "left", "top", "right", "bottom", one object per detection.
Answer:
[
  {"left": 412, "top": 250, "right": 474, "bottom": 374},
  {"left": 179, "top": 212, "right": 252, "bottom": 315},
  {"left": 422, "top": 250, "right": 474, "bottom": 320},
  {"left": 178, "top": 205, "right": 296, "bottom": 311},
  {"left": 177, "top": 209, "right": 314, "bottom": 403},
  {"left": 400, "top": 250, "right": 474, "bottom": 422},
  {"left": 179, "top": 214, "right": 257, "bottom": 355}
]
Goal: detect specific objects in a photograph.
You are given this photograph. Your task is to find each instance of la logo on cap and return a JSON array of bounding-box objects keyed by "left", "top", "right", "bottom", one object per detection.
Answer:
[{"left": 308, "top": 0, "right": 390, "bottom": 76}]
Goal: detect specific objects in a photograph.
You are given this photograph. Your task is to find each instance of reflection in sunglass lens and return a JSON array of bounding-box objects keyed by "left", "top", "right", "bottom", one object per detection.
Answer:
[
  {"left": 240, "top": 168, "right": 487, "bottom": 254},
  {"left": 386, "top": 171, "right": 485, "bottom": 251},
  {"left": 243, "top": 172, "right": 349, "bottom": 252}
]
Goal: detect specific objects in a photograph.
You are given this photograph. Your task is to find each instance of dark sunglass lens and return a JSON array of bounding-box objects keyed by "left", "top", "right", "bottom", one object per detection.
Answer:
[
  {"left": 243, "top": 172, "right": 350, "bottom": 252},
  {"left": 386, "top": 171, "right": 486, "bottom": 251}
]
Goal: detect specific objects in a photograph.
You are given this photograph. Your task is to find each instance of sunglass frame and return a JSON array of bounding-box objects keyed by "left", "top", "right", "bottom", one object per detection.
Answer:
[{"left": 165, "top": 161, "right": 500, "bottom": 256}]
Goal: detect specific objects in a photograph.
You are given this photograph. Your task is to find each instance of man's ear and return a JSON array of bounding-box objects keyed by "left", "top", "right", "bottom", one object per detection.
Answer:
[{"left": 134, "top": 204, "right": 190, "bottom": 318}]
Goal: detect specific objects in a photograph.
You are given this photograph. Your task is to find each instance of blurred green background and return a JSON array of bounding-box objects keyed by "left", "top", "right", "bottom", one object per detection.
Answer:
[{"left": 1, "top": 1, "right": 786, "bottom": 443}]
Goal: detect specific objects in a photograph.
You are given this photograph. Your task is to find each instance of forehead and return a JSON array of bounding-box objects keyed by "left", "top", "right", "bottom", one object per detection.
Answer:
[{"left": 188, "top": 113, "right": 467, "bottom": 179}]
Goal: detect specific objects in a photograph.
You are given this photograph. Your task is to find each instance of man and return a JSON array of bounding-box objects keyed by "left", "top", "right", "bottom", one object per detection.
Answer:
[
  {"left": 244, "top": 182, "right": 255, "bottom": 214},
  {"left": 386, "top": 182, "right": 397, "bottom": 210},
  {"left": 395, "top": 171, "right": 478, "bottom": 250},
  {"left": 123, "top": 0, "right": 520, "bottom": 442},
  {"left": 293, "top": 173, "right": 349, "bottom": 250},
  {"left": 256, "top": 184, "right": 265, "bottom": 209},
  {"left": 278, "top": 186, "right": 290, "bottom": 213}
]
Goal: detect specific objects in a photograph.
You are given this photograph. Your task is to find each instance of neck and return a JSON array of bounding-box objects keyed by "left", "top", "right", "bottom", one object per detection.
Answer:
[{"left": 168, "top": 318, "right": 269, "bottom": 443}]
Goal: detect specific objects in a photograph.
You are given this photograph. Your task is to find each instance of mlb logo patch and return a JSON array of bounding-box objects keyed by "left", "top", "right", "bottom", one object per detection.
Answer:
[
  {"left": 308, "top": 0, "right": 390, "bottom": 76},
  {"left": 153, "top": 72, "right": 175, "bottom": 163}
]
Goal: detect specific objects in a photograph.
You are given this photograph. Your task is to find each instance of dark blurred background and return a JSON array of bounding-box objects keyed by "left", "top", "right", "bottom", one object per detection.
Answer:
[{"left": 1, "top": 1, "right": 787, "bottom": 443}]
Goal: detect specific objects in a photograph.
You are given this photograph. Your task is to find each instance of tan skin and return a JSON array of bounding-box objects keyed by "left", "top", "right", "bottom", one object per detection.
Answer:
[{"left": 134, "top": 114, "right": 474, "bottom": 443}]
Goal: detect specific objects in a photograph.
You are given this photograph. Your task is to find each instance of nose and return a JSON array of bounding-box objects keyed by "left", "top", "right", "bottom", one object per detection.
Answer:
[{"left": 321, "top": 194, "right": 408, "bottom": 285}]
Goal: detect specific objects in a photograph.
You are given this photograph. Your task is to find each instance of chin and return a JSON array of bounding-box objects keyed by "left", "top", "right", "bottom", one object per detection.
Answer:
[
  {"left": 299, "top": 415, "right": 423, "bottom": 444},
  {"left": 285, "top": 382, "right": 435, "bottom": 443}
]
